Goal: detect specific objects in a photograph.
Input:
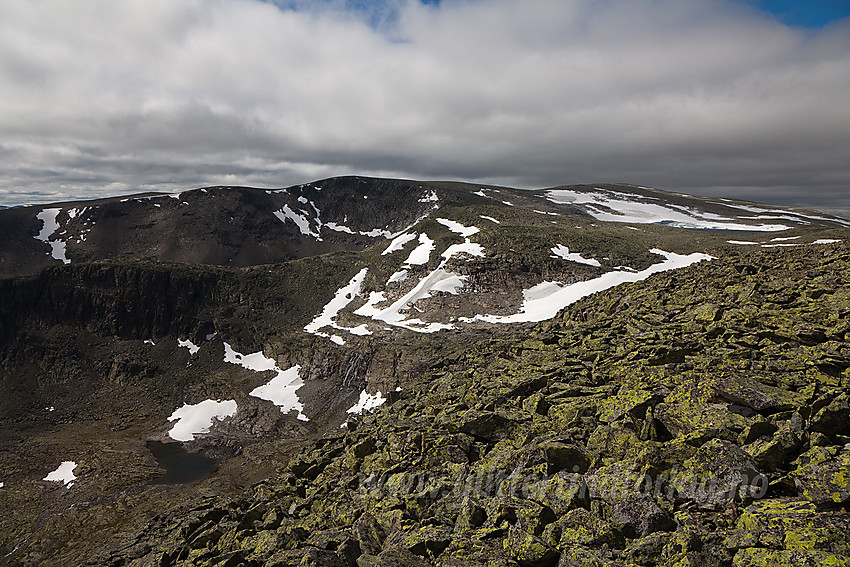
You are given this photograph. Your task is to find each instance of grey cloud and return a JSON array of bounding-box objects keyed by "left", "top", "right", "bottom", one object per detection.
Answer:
[{"left": 0, "top": 0, "right": 847, "bottom": 215}]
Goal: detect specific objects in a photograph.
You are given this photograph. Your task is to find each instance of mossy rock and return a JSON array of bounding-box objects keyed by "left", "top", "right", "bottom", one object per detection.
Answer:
[
  {"left": 539, "top": 441, "right": 591, "bottom": 474},
  {"left": 790, "top": 446, "right": 850, "bottom": 506},
  {"left": 714, "top": 375, "right": 807, "bottom": 412},
  {"left": 504, "top": 524, "right": 560, "bottom": 567},
  {"left": 672, "top": 439, "right": 766, "bottom": 508},
  {"left": 732, "top": 547, "right": 850, "bottom": 566},
  {"left": 809, "top": 393, "right": 850, "bottom": 438},
  {"left": 726, "top": 498, "right": 850, "bottom": 554}
]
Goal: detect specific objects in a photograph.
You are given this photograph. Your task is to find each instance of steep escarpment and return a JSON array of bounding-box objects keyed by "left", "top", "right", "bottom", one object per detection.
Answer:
[
  {"left": 89, "top": 244, "right": 850, "bottom": 567},
  {"left": 0, "top": 251, "right": 370, "bottom": 344}
]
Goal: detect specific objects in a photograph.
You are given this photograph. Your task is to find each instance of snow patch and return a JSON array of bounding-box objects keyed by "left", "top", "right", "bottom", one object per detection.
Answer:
[
  {"left": 388, "top": 269, "right": 409, "bottom": 283},
  {"left": 178, "top": 338, "right": 200, "bottom": 355},
  {"left": 325, "top": 222, "right": 355, "bottom": 234},
  {"left": 418, "top": 190, "right": 439, "bottom": 203},
  {"left": 720, "top": 203, "right": 850, "bottom": 227},
  {"left": 441, "top": 241, "right": 485, "bottom": 261},
  {"left": 480, "top": 215, "right": 500, "bottom": 224},
  {"left": 249, "top": 364, "right": 307, "bottom": 419},
  {"left": 436, "top": 218, "right": 480, "bottom": 237},
  {"left": 35, "top": 209, "right": 60, "bottom": 241},
  {"left": 223, "top": 342, "right": 277, "bottom": 372},
  {"left": 34, "top": 209, "right": 71, "bottom": 264},
  {"left": 347, "top": 390, "right": 387, "bottom": 414},
  {"left": 354, "top": 271, "right": 459, "bottom": 333},
  {"left": 223, "top": 343, "right": 308, "bottom": 420},
  {"left": 550, "top": 245, "right": 601, "bottom": 267},
  {"left": 770, "top": 236, "right": 800, "bottom": 242},
  {"left": 545, "top": 190, "right": 791, "bottom": 231},
  {"left": 274, "top": 205, "right": 322, "bottom": 240},
  {"left": 727, "top": 240, "right": 758, "bottom": 245},
  {"left": 382, "top": 232, "right": 417, "bottom": 255},
  {"left": 43, "top": 461, "right": 78, "bottom": 486},
  {"left": 813, "top": 239, "right": 842, "bottom": 244},
  {"left": 305, "top": 268, "right": 370, "bottom": 344},
  {"left": 404, "top": 234, "right": 435, "bottom": 265},
  {"left": 469, "top": 249, "right": 713, "bottom": 324},
  {"left": 144, "top": 339, "right": 156, "bottom": 345},
  {"left": 49, "top": 241, "right": 70, "bottom": 264},
  {"left": 167, "top": 399, "right": 238, "bottom": 441}
]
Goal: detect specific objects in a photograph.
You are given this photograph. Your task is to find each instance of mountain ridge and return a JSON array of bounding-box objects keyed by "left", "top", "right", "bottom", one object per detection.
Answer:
[{"left": 0, "top": 177, "right": 848, "bottom": 566}]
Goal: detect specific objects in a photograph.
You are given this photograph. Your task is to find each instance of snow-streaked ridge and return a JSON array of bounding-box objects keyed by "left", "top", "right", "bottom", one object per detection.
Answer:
[
  {"left": 468, "top": 249, "right": 713, "bottom": 324},
  {"left": 305, "top": 268, "right": 370, "bottom": 344},
  {"left": 545, "top": 189, "right": 792, "bottom": 231}
]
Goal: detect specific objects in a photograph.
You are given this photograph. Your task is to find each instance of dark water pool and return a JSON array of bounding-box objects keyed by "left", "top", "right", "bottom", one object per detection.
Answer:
[{"left": 147, "top": 441, "right": 218, "bottom": 485}]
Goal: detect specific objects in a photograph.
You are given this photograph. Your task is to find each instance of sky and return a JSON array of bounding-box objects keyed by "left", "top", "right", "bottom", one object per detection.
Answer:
[{"left": 1, "top": 0, "right": 848, "bottom": 217}]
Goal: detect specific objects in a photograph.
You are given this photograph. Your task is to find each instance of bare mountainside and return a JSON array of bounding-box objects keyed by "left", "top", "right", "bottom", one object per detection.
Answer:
[{"left": 0, "top": 177, "right": 847, "bottom": 566}]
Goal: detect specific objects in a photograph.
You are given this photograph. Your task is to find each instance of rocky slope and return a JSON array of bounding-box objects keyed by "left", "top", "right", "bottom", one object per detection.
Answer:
[
  {"left": 85, "top": 244, "right": 850, "bottom": 567},
  {"left": 0, "top": 178, "right": 848, "bottom": 566}
]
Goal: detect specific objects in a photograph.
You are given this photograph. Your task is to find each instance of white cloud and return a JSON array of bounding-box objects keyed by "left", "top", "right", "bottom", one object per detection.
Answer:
[{"left": 0, "top": 0, "right": 848, "bottom": 213}]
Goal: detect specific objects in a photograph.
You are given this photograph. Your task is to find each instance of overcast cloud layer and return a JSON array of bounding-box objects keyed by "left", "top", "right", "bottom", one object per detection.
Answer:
[{"left": 1, "top": 0, "right": 848, "bottom": 216}]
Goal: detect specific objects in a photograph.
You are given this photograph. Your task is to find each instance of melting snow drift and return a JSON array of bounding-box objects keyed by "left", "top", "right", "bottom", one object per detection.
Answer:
[
  {"left": 34, "top": 208, "right": 71, "bottom": 264},
  {"left": 168, "top": 400, "right": 238, "bottom": 441},
  {"left": 546, "top": 189, "right": 792, "bottom": 231},
  {"left": 469, "top": 249, "right": 713, "bottom": 324},
  {"left": 223, "top": 343, "right": 308, "bottom": 420},
  {"left": 347, "top": 390, "right": 387, "bottom": 414},
  {"left": 551, "top": 245, "right": 601, "bottom": 267},
  {"left": 43, "top": 461, "right": 78, "bottom": 486}
]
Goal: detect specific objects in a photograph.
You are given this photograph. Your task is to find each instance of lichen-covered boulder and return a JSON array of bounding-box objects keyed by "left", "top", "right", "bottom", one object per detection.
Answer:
[
  {"left": 732, "top": 548, "right": 850, "bottom": 567},
  {"left": 790, "top": 446, "right": 850, "bottom": 506},
  {"left": 538, "top": 441, "right": 591, "bottom": 474},
  {"left": 504, "top": 524, "right": 560, "bottom": 567},
  {"left": 672, "top": 439, "right": 767, "bottom": 508},
  {"left": 611, "top": 495, "right": 675, "bottom": 538},
  {"left": 724, "top": 498, "right": 850, "bottom": 555},
  {"left": 745, "top": 428, "right": 804, "bottom": 471},
  {"left": 809, "top": 393, "right": 850, "bottom": 438},
  {"left": 714, "top": 375, "right": 806, "bottom": 412}
]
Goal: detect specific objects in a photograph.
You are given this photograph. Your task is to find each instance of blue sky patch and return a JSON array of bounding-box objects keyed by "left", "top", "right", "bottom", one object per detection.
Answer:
[{"left": 744, "top": 0, "right": 850, "bottom": 28}]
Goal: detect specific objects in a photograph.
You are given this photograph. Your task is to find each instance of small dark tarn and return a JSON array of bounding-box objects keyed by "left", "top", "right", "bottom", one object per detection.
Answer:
[{"left": 147, "top": 441, "right": 218, "bottom": 485}]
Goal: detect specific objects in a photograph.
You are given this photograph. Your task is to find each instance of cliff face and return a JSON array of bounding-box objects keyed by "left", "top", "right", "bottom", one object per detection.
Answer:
[{"left": 0, "top": 262, "right": 228, "bottom": 342}]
